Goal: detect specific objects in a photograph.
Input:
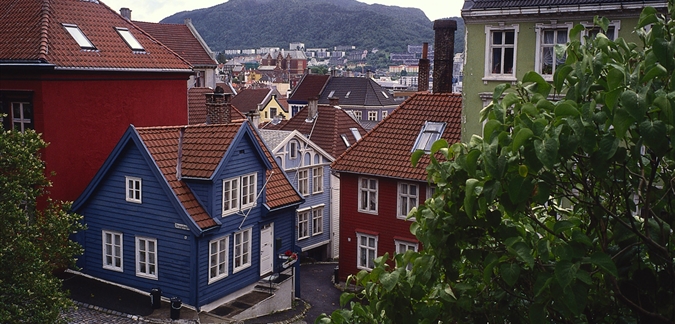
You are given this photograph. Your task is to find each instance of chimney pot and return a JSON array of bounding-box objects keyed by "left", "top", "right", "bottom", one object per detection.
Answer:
[{"left": 120, "top": 8, "right": 131, "bottom": 20}]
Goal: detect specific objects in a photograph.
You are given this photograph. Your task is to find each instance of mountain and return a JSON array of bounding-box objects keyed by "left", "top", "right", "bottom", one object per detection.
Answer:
[{"left": 160, "top": 0, "right": 464, "bottom": 54}]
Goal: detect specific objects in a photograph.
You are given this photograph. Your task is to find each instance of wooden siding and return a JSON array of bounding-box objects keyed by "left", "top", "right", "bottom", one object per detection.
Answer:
[
  {"left": 77, "top": 142, "right": 196, "bottom": 304},
  {"left": 338, "top": 173, "right": 425, "bottom": 281},
  {"left": 186, "top": 180, "right": 212, "bottom": 214}
]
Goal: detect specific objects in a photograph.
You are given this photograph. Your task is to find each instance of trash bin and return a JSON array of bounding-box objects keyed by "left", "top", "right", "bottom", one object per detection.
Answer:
[
  {"left": 150, "top": 288, "right": 161, "bottom": 309},
  {"left": 333, "top": 266, "right": 339, "bottom": 284},
  {"left": 170, "top": 297, "right": 182, "bottom": 320}
]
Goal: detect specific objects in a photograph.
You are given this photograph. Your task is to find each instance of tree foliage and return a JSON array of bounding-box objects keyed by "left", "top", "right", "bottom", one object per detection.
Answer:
[
  {"left": 0, "top": 125, "right": 85, "bottom": 323},
  {"left": 319, "top": 3, "right": 675, "bottom": 324}
]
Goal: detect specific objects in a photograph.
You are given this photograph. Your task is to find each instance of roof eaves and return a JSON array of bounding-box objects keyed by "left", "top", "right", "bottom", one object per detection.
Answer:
[{"left": 52, "top": 67, "right": 194, "bottom": 73}]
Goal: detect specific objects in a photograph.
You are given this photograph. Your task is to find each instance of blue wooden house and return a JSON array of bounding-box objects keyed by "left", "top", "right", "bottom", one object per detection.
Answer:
[
  {"left": 259, "top": 129, "right": 334, "bottom": 260},
  {"left": 72, "top": 120, "right": 303, "bottom": 311}
]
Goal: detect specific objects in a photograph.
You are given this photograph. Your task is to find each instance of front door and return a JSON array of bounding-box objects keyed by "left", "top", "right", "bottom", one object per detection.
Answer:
[{"left": 260, "top": 223, "right": 274, "bottom": 276}]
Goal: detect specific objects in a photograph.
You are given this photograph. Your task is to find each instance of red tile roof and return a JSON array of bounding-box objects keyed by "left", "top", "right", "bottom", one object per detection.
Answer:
[
  {"left": 187, "top": 87, "right": 245, "bottom": 125},
  {"left": 230, "top": 88, "right": 273, "bottom": 114},
  {"left": 272, "top": 105, "right": 367, "bottom": 158},
  {"left": 288, "top": 74, "right": 330, "bottom": 102},
  {"left": 331, "top": 93, "right": 463, "bottom": 181},
  {"left": 0, "top": 0, "right": 191, "bottom": 71},
  {"left": 132, "top": 21, "right": 216, "bottom": 67},
  {"left": 136, "top": 126, "right": 217, "bottom": 229},
  {"left": 136, "top": 122, "right": 301, "bottom": 229}
]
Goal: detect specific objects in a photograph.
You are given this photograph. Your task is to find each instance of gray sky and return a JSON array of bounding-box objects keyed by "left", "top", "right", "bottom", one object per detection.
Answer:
[{"left": 101, "top": 0, "right": 463, "bottom": 23}]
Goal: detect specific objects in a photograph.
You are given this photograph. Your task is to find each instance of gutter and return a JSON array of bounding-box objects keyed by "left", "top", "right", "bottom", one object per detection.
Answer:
[{"left": 462, "top": 2, "right": 668, "bottom": 18}]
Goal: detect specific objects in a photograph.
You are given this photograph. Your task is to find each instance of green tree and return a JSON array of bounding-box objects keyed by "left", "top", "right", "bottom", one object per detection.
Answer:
[
  {"left": 0, "top": 124, "right": 85, "bottom": 323},
  {"left": 320, "top": 3, "right": 675, "bottom": 323},
  {"left": 311, "top": 65, "right": 329, "bottom": 75}
]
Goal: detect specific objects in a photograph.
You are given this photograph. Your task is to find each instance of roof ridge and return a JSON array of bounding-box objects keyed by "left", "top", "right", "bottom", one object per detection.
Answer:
[{"left": 38, "top": 0, "right": 51, "bottom": 61}]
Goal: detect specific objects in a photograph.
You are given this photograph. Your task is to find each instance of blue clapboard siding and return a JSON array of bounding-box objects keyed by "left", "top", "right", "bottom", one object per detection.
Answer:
[
  {"left": 77, "top": 142, "right": 196, "bottom": 305},
  {"left": 186, "top": 180, "right": 211, "bottom": 214}
]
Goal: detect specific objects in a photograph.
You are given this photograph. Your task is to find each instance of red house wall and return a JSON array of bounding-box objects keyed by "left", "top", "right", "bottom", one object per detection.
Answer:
[
  {"left": 338, "top": 173, "right": 426, "bottom": 281},
  {"left": 1, "top": 71, "right": 189, "bottom": 202}
]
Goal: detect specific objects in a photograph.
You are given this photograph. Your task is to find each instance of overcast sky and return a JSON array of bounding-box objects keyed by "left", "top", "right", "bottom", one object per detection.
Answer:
[{"left": 101, "top": 0, "right": 463, "bottom": 23}]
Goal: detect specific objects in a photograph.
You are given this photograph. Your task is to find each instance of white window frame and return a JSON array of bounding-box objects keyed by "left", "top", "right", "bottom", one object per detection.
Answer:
[
  {"left": 358, "top": 177, "right": 378, "bottom": 214},
  {"left": 135, "top": 237, "right": 157, "bottom": 279},
  {"left": 312, "top": 206, "right": 324, "bottom": 236},
  {"left": 298, "top": 169, "right": 309, "bottom": 196},
  {"left": 535, "top": 22, "right": 572, "bottom": 81},
  {"left": 354, "top": 111, "right": 362, "bottom": 120},
  {"left": 289, "top": 141, "right": 298, "bottom": 159},
  {"left": 368, "top": 111, "right": 377, "bottom": 121},
  {"left": 297, "top": 209, "right": 310, "bottom": 240},
  {"left": 381, "top": 111, "right": 388, "bottom": 119},
  {"left": 483, "top": 24, "right": 519, "bottom": 81},
  {"left": 397, "top": 182, "right": 418, "bottom": 220},
  {"left": 63, "top": 24, "right": 95, "bottom": 49},
  {"left": 222, "top": 173, "right": 257, "bottom": 216},
  {"left": 581, "top": 20, "right": 621, "bottom": 42},
  {"left": 395, "top": 239, "right": 418, "bottom": 270},
  {"left": 11, "top": 102, "right": 33, "bottom": 133},
  {"left": 208, "top": 236, "right": 229, "bottom": 283},
  {"left": 115, "top": 27, "right": 144, "bottom": 51},
  {"left": 233, "top": 228, "right": 252, "bottom": 273},
  {"left": 102, "top": 230, "right": 123, "bottom": 272},
  {"left": 412, "top": 121, "right": 446, "bottom": 152},
  {"left": 357, "top": 233, "right": 378, "bottom": 270},
  {"left": 312, "top": 167, "right": 324, "bottom": 194},
  {"left": 125, "top": 176, "right": 142, "bottom": 203}
]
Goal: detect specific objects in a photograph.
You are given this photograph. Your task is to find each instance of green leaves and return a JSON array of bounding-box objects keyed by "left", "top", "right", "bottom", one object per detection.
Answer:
[{"left": 590, "top": 252, "right": 618, "bottom": 277}]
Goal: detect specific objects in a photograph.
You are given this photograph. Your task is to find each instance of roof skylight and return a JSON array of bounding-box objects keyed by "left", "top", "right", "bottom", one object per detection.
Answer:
[
  {"left": 115, "top": 27, "right": 144, "bottom": 51},
  {"left": 340, "top": 134, "right": 351, "bottom": 148},
  {"left": 381, "top": 91, "right": 389, "bottom": 98},
  {"left": 350, "top": 127, "right": 361, "bottom": 141},
  {"left": 412, "top": 121, "right": 446, "bottom": 152},
  {"left": 328, "top": 90, "right": 336, "bottom": 98},
  {"left": 63, "top": 24, "right": 95, "bottom": 49}
]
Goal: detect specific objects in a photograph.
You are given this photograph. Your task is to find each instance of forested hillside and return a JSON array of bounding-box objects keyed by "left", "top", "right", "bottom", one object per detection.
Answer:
[{"left": 161, "top": 0, "right": 464, "bottom": 54}]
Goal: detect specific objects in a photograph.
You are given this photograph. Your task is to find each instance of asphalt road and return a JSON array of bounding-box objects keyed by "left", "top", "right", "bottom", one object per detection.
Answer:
[{"left": 299, "top": 263, "right": 342, "bottom": 323}]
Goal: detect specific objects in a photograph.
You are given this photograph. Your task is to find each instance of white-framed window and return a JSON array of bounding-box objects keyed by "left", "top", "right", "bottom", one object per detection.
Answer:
[
  {"left": 358, "top": 177, "right": 378, "bottom": 214},
  {"left": 484, "top": 24, "right": 519, "bottom": 80},
  {"left": 395, "top": 240, "right": 418, "bottom": 270},
  {"left": 11, "top": 102, "right": 33, "bottom": 132},
  {"left": 298, "top": 169, "right": 309, "bottom": 196},
  {"left": 233, "top": 228, "right": 252, "bottom": 273},
  {"left": 368, "top": 111, "right": 377, "bottom": 121},
  {"left": 357, "top": 233, "right": 377, "bottom": 270},
  {"left": 115, "top": 27, "right": 144, "bottom": 51},
  {"left": 535, "top": 22, "right": 572, "bottom": 79},
  {"left": 222, "top": 173, "right": 257, "bottom": 216},
  {"left": 354, "top": 111, "right": 362, "bottom": 120},
  {"left": 397, "top": 182, "right": 418, "bottom": 220},
  {"left": 349, "top": 127, "right": 362, "bottom": 141},
  {"left": 312, "top": 167, "right": 324, "bottom": 194},
  {"left": 289, "top": 141, "right": 298, "bottom": 159},
  {"left": 63, "top": 24, "right": 95, "bottom": 49},
  {"left": 298, "top": 209, "right": 310, "bottom": 240},
  {"left": 270, "top": 107, "right": 277, "bottom": 119},
  {"left": 582, "top": 20, "right": 620, "bottom": 41},
  {"left": 382, "top": 111, "right": 388, "bottom": 119},
  {"left": 312, "top": 206, "right": 324, "bottom": 236},
  {"left": 102, "top": 230, "right": 123, "bottom": 272},
  {"left": 125, "top": 176, "right": 142, "bottom": 203},
  {"left": 135, "top": 237, "right": 157, "bottom": 279},
  {"left": 412, "top": 121, "right": 446, "bottom": 152},
  {"left": 208, "top": 236, "right": 229, "bottom": 283}
]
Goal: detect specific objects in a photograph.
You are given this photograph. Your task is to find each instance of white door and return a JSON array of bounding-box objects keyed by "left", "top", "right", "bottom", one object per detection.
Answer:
[{"left": 260, "top": 223, "right": 274, "bottom": 276}]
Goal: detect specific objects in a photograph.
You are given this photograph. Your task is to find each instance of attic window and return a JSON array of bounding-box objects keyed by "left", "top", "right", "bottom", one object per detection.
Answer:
[
  {"left": 340, "top": 134, "right": 351, "bottom": 148},
  {"left": 381, "top": 91, "right": 389, "bottom": 98},
  {"left": 328, "top": 90, "right": 336, "bottom": 98},
  {"left": 63, "top": 24, "right": 96, "bottom": 49},
  {"left": 345, "top": 91, "right": 351, "bottom": 98},
  {"left": 349, "top": 127, "right": 361, "bottom": 141},
  {"left": 412, "top": 121, "right": 446, "bottom": 152},
  {"left": 115, "top": 27, "right": 144, "bottom": 51}
]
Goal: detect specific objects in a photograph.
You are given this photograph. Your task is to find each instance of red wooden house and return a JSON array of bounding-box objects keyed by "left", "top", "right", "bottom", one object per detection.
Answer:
[
  {"left": 331, "top": 92, "right": 462, "bottom": 281},
  {"left": 0, "top": 0, "right": 192, "bottom": 202}
]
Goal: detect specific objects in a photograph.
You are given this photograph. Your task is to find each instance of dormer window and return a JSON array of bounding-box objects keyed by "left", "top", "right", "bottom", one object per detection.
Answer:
[
  {"left": 63, "top": 24, "right": 96, "bottom": 49},
  {"left": 115, "top": 27, "right": 144, "bottom": 51},
  {"left": 412, "top": 121, "right": 446, "bottom": 152}
]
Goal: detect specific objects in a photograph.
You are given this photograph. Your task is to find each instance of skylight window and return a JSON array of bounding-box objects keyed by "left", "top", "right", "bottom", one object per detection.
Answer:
[
  {"left": 63, "top": 24, "right": 95, "bottom": 49},
  {"left": 328, "top": 90, "right": 336, "bottom": 98},
  {"left": 412, "top": 121, "right": 446, "bottom": 152},
  {"left": 381, "top": 91, "right": 389, "bottom": 98},
  {"left": 340, "top": 134, "right": 351, "bottom": 148},
  {"left": 345, "top": 91, "right": 351, "bottom": 98},
  {"left": 350, "top": 127, "right": 362, "bottom": 141},
  {"left": 115, "top": 27, "right": 144, "bottom": 51}
]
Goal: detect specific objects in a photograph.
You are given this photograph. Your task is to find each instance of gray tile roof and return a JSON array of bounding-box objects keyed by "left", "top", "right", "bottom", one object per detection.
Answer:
[
  {"left": 318, "top": 77, "right": 398, "bottom": 107},
  {"left": 259, "top": 129, "right": 294, "bottom": 150}
]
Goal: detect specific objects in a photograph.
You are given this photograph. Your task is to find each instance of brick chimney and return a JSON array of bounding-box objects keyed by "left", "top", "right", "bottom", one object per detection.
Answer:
[
  {"left": 433, "top": 19, "right": 457, "bottom": 93},
  {"left": 306, "top": 97, "right": 319, "bottom": 122},
  {"left": 329, "top": 97, "right": 339, "bottom": 106},
  {"left": 418, "top": 42, "right": 430, "bottom": 92},
  {"left": 120, "top": 8, "right": 131, "bottom": 20},
  {"left": 205, "top": 86, "right": 232, "bottom": 124}
]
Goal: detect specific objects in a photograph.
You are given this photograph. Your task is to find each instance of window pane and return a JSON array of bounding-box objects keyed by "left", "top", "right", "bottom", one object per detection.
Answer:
[
  {"left": 492, "top": 31, "right": 502, "bottom": 45},
  {"left": 492, "top": 48, "right": 502, "bottom": 73},
  {"left": 543, "top": 30, "right": 555, "bottom": 44},
  {"left": 503, "top": 48, "right": 514, "bottom": 74},
  {"left": 505, "top": 31, "right": 514, "bottom": 44},
  {"left": 557, "top": 30, "right": 567, "bottom": 44}
]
